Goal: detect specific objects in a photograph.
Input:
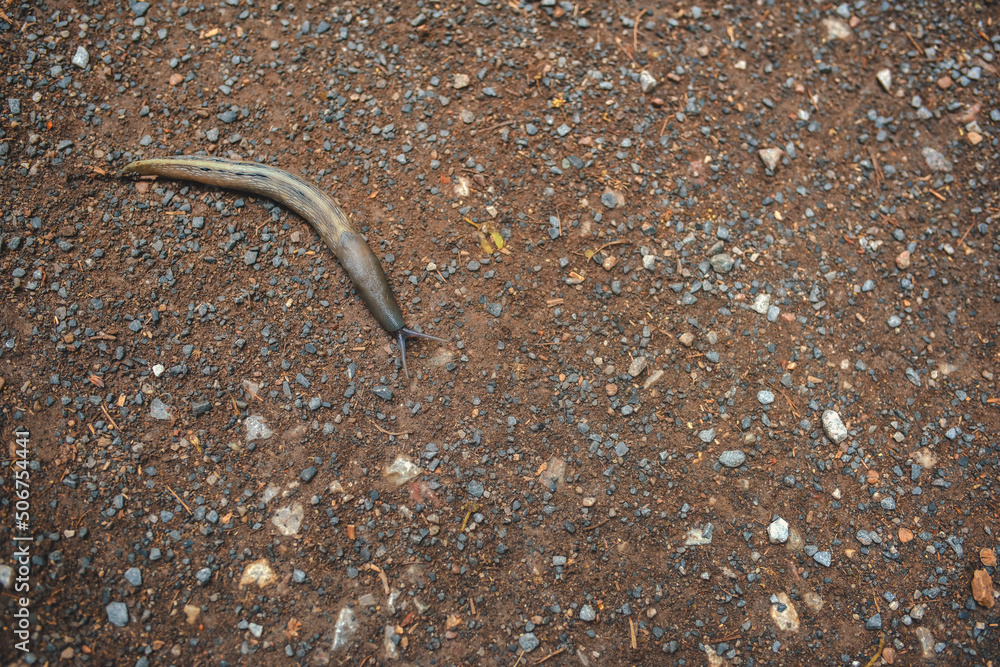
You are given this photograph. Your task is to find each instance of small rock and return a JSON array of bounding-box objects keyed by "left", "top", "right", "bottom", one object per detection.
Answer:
[
  {"left": 813, "top": 551, "right": 832, "bottom": 567},
  {"left": 579, "top": 604, "right": 597, "bottom": 622},
  {"left": 751, "top": 293, "right": 770, "bottom": 314},
  {"left": 709, "top": 254, "right": 733, "bottom": 273},
  {"left": 518, "top": 632, "right": 540, "bottom": 652},
  {"left": 770, "top": 593, "right": 799, "bottom": 632},
  {"left": 124, "top": 568, "right": 142, "bottom": 586},
  {"left": 601, "top": 189, "right": 624, "bottom": 209},
  {"left": 896, "top": 250, "right": 910, "bottom": 269},
  {"left": 271, "top": 503, "right": 304, "bottom": 536},
  {"left": 183, "top": 604, "right": 201, "bottom": 625},
  {"left": 821, "top": 17, "right": 852, "bottom": 40},
  {"left": 758, "top": 148, "right": 783, "bottom": 171},
  {"left": 384, "top": 455, "right": 422, "bottom": 487},
  {"left": 371, "top": 385, "right": 393, "bottom": 400},
  {"left": 876, "top": 68, "right": 892, "bottom": 92},
  {"left": 639, "top": 70, "right": 658, "bottom": 93},
  {"left": 821, "top": 409, "right": 848, "bottom": 444},
  {"left": 768, "top": 517, "right": 789, "bottom": 544},
  {"left": 914, "top": 626, "right": 935, "bottom": 658},
  {"left": 757, "top": 390, "right": 774, "bottom": 405},
  {"left": 244, "top": 415, "right": 273, "bottom": 442},
  {"left": 865, "top": 613, "right": 882, "bottom": 630},
  {"left": 106, "top": 602, "right": 129, "bottom": 627},
  {"left": 678, "top": 332, "right": 695, "bottom": 347},
  {"left": 684, "top": 523, "right": 713, "bottom": 546},
  {"left": 972, "top": 569, "right": 994, "bottom": 608},
  {"left": 453, "top": 73, "right": 471, "bottom": 89},
  {"left": 332, "top": 607, "right": 358, "bottom": 652},
  {"left": 719, "top": 450, "right": 745, "bottom": 468},
  {"left": 627, "top": 356, "right": 647, "bottom": 377},
  {"left": 898, "top": 527, "right": 914, "bottom": 543},
  {"left": 643, "top": 369, "right": 664, "bottom": 390},
  {"left": 240, "top": 559, "right": 277, "bottom": 589},
  {"left": 887, "top": 315, "right": 902, "bottom": 328},
  {"left": 982, "top": 548, "right": 997, "bottom": 567},
  {"left": 921, "top": 147, "right": 952, "bottom": 172},
  {"left": 149, "top": 398, "right": 171, "bottom": 421},
  {"left": 72, "top": 46, "right": 90, "bottom": 69}
]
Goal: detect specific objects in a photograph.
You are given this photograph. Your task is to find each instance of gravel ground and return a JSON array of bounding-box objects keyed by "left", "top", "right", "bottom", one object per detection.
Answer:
[{"left": 1, "top": 0, "right": 999, "bottom": 665}]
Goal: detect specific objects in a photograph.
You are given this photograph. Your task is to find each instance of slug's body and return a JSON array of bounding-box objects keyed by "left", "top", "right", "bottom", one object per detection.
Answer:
[{"left": 122, "top": 155, "right": 441, "bottom": 375}]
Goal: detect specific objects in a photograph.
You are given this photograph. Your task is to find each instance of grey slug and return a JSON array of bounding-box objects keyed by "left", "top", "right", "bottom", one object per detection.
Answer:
[{"left": 122, "top": 155, "right": 443, "bottom": 376}]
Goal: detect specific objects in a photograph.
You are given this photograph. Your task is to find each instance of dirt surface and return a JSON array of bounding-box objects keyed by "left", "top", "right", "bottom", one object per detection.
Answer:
[{"left": 1, "top": 0, "right": 1000, "bottom": 665}]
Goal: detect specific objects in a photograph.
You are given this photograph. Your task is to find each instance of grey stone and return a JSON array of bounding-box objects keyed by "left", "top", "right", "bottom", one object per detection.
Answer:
[
  {"left": 821, "top": 410, "right": 848, "bottom": 444},
  {"left": 719, "top": 450, "right": 745, "bottom": 468},
  {"left": 519, "top": 633, "right": 540, "bottom": 652},
  {"left": 758, "top": 148, "right": 783, "bottom": 171},
  {"left": 768, "top": 517, "right": 789, "bottom": 544},
  {"left": 106, "top": 602, "right": 129, "bottom": 627}
]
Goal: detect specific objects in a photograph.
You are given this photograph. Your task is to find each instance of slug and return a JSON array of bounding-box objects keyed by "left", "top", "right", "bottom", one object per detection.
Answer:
[{"left": 122, "top": 155, "right": 443, "bottom": 376}]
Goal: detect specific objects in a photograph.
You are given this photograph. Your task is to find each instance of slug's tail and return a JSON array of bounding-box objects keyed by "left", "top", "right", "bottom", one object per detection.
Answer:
[{"left": 396, "top": 327, "right": 447, "bottom": 377}]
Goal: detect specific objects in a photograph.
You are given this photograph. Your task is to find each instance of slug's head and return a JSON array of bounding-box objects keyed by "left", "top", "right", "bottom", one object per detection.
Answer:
[{"left": 395, "top": 327, "right": 446, "bottom": 377}]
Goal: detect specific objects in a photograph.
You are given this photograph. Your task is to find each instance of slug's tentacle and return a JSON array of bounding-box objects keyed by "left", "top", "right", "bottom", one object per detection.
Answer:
[
  {"left": 396, "top": 328, "right": 448, "bottom": 378},
  {"left": 123, "top": 155, "right": 442, "bottom": 374}
]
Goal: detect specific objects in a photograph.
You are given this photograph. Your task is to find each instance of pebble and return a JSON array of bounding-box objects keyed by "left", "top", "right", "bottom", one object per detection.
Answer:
[
  {"left": 757, "top": 390, "right": 774, "bottom": 405},
  {"left": 718, "top": 450, "right": 745, "bottom": 468},
  {"left": 239, "top": 559, "right": 277, "bottom": 588},
  {"left": 768, "top": 517, "right": 789, "bottom": 544},
  {"left": 72, "top": 46, "right": 89, "bottom": 69},
  {"left": 244, "top": 415, "right": 273, "bottom": 442},
  {"left": 627, "top": 356, "right": 647, "bottom": 377},
  {"left": 758, "top": 148, "right": 783, "bottom": 171},
  {"left": 921, "top": 147, "right": 952, "bottom": 172},
  {"left": 751, "top": 293, "right": 770, "bottom": 314},
  {"left": 709, "top": 254, "right": 733, "bottom": 273},
  {"left": 331, "top": 607, "right": 358, "bottom": 651},
  {"left": 684, "top": 523, "right": 713, "bottom": 546},
  {"left": 453, "top": 73, "right": 471, "bottom": 89},
  {"left": 184, "top": 604, "right": 200, "bottom": 625},
  {"left": 821, "top": 410, "right": 848, "bottom": 444},
  {"left": 579, "top": 604, "right": 597, "bottom": 621},
  {"left": 876, "top": 68, "right": 892, "bottom": 92},
  {"left": 106, "top": 602, "right": 129, "bottom": 627},
  {"left": 518, "top": 632, "right": 540, "bottom": 652},
  {"left": 813, "top": 551, "right": 832, "bottom": 567},
  {"left": 822, "top": 17, "right": 852, "bottom": 40},
  {"left": 865, "top": 613, "right": 882, "bottom": 630},
  {"left": 639, "top": 70, "right": 657, "bottom": 93},
  {"left": 149, "top": 398, "right": 171, "bottom": 421},
  {"left": 371, "top": 385, "right": 393, "bottom": 400},
  {"left": 972, "top": 569, "right": 994, "bottom": 608},
  {"left": 272, "top": 503, "right": 304, "bottom": 535},
  {"left": 887, "top": 315, "right": 902, "bottom": 328},
  {"left": 124, "top": 568, "right": 142, "bottom": 586}
]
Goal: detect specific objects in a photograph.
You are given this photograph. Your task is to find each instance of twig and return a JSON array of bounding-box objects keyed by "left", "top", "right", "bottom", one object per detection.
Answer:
[
  {"left": 100, "top": 403, "right": 119, "bottom": 431},
  {"left": 372, "top": 422, "right": 410, "bottom": 437},
  {"left": 957, "top": 219, "right": 977, "bottom": 247},
  {"left": 512, "top": 649, "right": 525, "bottom": 667},
  {"left": 904, "top": 30, "right": 925, "bottom": 56},
  {"left": 862, "top": 632, "right": 886, "bottom": 667},
  {"left": 484, "top": 119, "right": 516, "bottom": 132},
  {"left": 927, "top": 188, "right": 947, "bottom": 202},
  {"left": 534, "top": 648, "right": 566, "bottom": 665},
  {"left": 167, "top": 485, "right": 192, "bottom": 515},
  {"left": 584, "top": 518, "right": 610, "bottom": 532},
  {"left": 633, "top": 9, "right": 646, "bottom": 58}
]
